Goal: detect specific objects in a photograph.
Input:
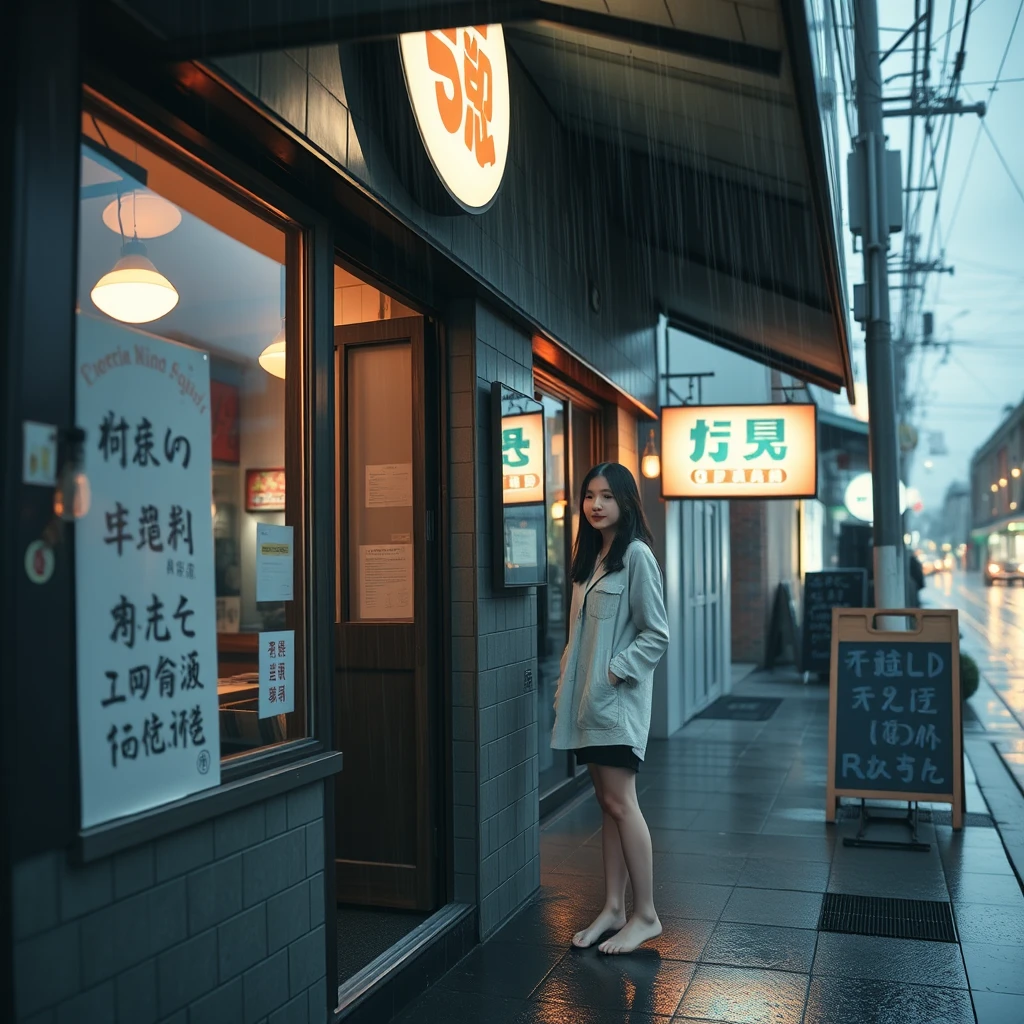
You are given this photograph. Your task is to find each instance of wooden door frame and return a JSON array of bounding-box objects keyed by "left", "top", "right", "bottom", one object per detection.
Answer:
[{"left": 333, "top": 315, "right": 440, "bottom": 911}]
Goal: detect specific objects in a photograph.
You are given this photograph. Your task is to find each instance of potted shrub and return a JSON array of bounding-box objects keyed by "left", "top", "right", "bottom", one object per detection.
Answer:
[{"left": 960, "top": 651, "right": 980, "bottom": 701}]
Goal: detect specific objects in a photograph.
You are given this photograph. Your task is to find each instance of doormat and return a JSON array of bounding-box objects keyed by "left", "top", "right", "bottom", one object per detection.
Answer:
[
  {"left": 695, "top": 696, "right": 782, "bottom": 721},
  {"left": 818, "top": 893, "right": 957, "bottom": 943}
]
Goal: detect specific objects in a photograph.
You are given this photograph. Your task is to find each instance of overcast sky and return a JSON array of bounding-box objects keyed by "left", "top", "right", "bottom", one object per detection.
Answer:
[{"left": 835, "top": 0, "right": 1024, "bottom": 512}]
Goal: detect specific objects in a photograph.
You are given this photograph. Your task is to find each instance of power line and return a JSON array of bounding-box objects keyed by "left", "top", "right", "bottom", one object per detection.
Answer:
[
  {"left": 978, "top": 115, "right": 1024, "bottom": 212},
  {"left": 944, "top": 0, "right": 1024, "bottom": 258}
]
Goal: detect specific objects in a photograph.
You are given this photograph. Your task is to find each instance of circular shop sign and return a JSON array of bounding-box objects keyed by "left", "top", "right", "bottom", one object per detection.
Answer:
[
  {"left": 844, "top": 472, "right": 908, "bottom": 523},
  {"left": 399, "top": 25, "right": 510, "bottom": 212},
  {"left": 25, "top": 540, "right": 55, "bottom": 584}
]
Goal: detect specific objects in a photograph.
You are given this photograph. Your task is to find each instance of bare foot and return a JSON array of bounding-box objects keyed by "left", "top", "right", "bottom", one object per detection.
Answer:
[
  {"left": 572, "top": 907, "right": 627, "bottom": 949},
  {"left": 598, "top": 914, "right": 662, "bottom": 954}
]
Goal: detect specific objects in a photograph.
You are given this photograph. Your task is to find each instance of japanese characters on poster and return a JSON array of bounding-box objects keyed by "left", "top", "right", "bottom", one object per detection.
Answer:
[
  {"left": 399, "top": 25, "right": 510, "bottom": 211},
  {"left": 259, "top": 630, "right": 295, "bottom": 719},
  {"left": 256, "top": 523, "right": 294, "bottom": 603},
  {"left": 833, "top": 641, "right": 954, "bottom": 795},
  {"left": 661, "top": 404, "right": 818, "bottom": 499},
  {"left": 75, "top": 315, "right": 220, "bottom": 828}
]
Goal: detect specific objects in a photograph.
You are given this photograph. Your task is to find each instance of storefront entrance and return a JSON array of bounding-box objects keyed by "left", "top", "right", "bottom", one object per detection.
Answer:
[{"left": 331, "top": 272, "right": 446, "bottom": 990}]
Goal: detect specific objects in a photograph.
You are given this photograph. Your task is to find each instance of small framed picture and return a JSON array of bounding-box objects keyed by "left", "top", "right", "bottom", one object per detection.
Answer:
[{"left": 245, "top": 468, "right": 286, "bottom": 512}]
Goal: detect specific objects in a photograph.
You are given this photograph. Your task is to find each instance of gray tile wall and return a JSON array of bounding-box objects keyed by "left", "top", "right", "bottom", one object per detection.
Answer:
[
  {"left": 445, "top": 300, "right": 541, "bottom": 939},
  {"left": 472, "top": 305, "right": 541, "bottom": 938},
  {"left": 213, "top": 44, "right": 658, "bottom": 410},
  {"left": 12, "top": 784, "right": 328, "bottom": 1024}
]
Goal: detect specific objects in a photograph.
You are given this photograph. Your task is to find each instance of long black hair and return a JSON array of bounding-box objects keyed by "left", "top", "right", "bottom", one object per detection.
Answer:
[{"left": 570, "top": 462, "right": 656, "bottom": 583}]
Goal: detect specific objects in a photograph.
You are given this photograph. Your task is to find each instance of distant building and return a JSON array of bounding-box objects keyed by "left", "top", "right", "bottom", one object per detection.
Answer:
[{"left": 969, "top": 402, "right": 1024, "bottom": 570}]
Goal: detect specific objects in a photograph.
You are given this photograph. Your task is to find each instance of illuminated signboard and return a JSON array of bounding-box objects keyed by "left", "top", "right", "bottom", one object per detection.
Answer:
[
  {"left": 491, "top": 382, "right": 547, "bottom": 588},
  {"left": 661, "top": 403, "right": 818, "bottom": 499},
  {"left": 399, "top": 25, "right": 510, "bottom": 212},
  {"left": 500, "top": 410, "right": 544, "bottom": 505}
]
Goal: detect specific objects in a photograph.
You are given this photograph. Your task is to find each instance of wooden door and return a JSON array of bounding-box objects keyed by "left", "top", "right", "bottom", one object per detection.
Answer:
[{"left": 333, "top": 316, "right": 440, "bottom": 911}]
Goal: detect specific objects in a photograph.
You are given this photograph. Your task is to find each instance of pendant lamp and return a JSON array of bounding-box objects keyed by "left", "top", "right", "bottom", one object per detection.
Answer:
[
  {"left": 641, "top": 429, "right": 661, "bottom": 479},
  {"left": 259, "top": 322, "right": 287, "bottom": 379},
  {"left": 91, "top": 238, "right": 179, "bottom": 324}
]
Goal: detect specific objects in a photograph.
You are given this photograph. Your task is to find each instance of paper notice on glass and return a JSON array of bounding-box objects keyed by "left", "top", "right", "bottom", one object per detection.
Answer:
[
  {"left": 509, "top": 527, "right": 538, "bottom": 567},
  {"left": 359, "top": 544, "right": 413, "bottom": 619},
  {"left": 256, "top": 523, "right": 293, "bottom": 602},
  {"left": 366, "top": 463, "right": 413, "bottom": 508},
  {"left": 259, "top": 630, "right": 295, "bottom": 719}
]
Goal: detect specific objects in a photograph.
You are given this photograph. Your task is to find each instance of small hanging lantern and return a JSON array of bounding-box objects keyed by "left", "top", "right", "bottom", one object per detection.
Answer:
[{"left": 641, "top": 428, "right": 661, "bottom": 479}]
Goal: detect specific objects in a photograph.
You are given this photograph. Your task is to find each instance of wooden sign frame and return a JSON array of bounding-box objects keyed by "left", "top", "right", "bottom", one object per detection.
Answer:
[{"left": 826, "top": 608, "right": 963, "bottom": 830}]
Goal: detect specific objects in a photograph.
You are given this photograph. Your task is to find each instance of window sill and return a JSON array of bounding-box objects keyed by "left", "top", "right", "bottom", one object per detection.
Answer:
[{"left": 74, "top": 745, "right": 343, "bottom": 863}]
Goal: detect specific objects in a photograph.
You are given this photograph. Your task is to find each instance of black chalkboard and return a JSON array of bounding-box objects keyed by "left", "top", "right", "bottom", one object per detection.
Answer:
[
  {"left": 802, "top": 570, "right": 868, "bottom": 675},
  {"left": 833, "top": 640, "right": 955, "bottom": 797}
]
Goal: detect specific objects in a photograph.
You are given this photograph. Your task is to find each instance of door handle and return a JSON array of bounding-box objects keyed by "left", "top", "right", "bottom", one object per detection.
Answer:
[{"left": 426, "top": 510, "right": 434, "bottom": 542}]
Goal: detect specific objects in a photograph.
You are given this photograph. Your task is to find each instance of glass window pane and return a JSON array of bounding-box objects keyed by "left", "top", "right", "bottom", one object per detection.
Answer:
[
  {"left": 77, "top": 110, "right": 306, "bottom": 762},
  {"left": 345, "top": 343, "right": 414, "bottom": 622}
]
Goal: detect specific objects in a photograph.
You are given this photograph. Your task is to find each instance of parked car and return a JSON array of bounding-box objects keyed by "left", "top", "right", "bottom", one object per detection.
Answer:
[{"left": 985, "top": 559, "right": 1024, "bottom": 586}]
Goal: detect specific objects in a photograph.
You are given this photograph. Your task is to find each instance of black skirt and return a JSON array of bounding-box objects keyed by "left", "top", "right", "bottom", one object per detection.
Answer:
[{"left": 575, "top": 745, "right": 642, "bottom": 773}]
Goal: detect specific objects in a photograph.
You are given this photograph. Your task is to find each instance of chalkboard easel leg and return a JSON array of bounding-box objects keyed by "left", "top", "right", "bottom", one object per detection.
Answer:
[{"left": 842, "top": 800, "right": 931, "bottom": 852}]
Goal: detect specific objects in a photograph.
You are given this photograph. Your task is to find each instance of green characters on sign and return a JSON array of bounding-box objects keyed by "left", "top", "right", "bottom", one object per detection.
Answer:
[
  {"left": 689, "top": 416, "right": 788, "bottom": 463},
  {"left": 688, "top": 419, "right": 731, "bottom": 462},
  {"left": 744, "top": 418, "right": 787, "bottom": 461},
  {"left": 501, "top": 427, "right": 530, "bottom": 468}
]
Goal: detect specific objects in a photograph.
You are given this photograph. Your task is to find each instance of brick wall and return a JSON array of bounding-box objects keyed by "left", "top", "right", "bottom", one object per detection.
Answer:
[{"left": 12, "top": 784, "right": 328, "bottom": 1024}]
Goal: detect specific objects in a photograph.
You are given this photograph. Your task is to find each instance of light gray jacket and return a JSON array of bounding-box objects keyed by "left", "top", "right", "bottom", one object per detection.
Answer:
[{"left": 551, "top": 540, "right": 670, "bottom": 760}]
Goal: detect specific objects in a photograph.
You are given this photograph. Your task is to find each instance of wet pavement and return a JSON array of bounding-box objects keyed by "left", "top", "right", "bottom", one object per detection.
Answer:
[{"left": 393, "top": 656, "right": 1024, "bottom": 1024}]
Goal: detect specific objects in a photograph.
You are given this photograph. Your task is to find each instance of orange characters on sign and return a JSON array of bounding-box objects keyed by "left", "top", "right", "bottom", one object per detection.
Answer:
[{"left": 425, "top": 27, "right": 496, "bottom": 168}]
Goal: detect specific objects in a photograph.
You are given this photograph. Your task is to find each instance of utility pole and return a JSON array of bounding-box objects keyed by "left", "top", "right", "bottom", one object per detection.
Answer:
[{"left": 853, "top": 0, "right": 905, "bottom": 610}]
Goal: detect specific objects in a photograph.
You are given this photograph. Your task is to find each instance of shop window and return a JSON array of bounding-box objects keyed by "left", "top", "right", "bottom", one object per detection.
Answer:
[{"left": 77, "top": 108, "right": 309, "bottom": 765}]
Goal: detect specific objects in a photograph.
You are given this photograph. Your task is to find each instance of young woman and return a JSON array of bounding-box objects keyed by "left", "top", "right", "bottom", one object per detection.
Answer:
[{"left": 551, "top": 462, "right": 670, "bottom": 955}]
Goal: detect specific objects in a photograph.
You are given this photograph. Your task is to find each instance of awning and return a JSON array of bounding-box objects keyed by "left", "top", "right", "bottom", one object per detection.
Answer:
[{"left": 103, "top": 0, "right": 853, "bottom": 394}]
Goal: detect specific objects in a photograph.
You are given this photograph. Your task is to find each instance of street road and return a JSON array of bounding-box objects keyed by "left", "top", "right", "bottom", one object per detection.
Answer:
[{"left": 928, "top": 570, "right": 1024, "bottom": 730}]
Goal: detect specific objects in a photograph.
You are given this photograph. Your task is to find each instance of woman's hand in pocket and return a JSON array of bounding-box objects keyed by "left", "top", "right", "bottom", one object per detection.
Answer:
[{"left": 608, "top": 670, "right": 622, "bottom": 686}]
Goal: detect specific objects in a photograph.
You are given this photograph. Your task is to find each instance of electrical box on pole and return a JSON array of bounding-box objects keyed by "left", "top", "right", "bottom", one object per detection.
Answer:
[{"left": 847, "top": 148, "right": 904, "bottom": 236}]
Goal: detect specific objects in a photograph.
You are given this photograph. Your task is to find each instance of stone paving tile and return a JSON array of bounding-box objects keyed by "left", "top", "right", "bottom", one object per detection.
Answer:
[
  {"left": 700, "top": 921, "right": 817, "bottom": 974},
  {"left": 734, "top": 857, "right": 831, "bottom": 893},
  {"left": 719, "top": 888, "right": 823, "bottom": 930},
  {"left": 803, "top": 977, "right": 975, "bottom": 1024},
  {"left": 972, "top": 991, "right": 1024, "bottom": 1024},
  {"left": 532, "top": 950, "right": 695, "bottom": 1016},
  {"left": 961, "top": 941, "right": 1024, "bottom": 995},
  {"left": 812, "top": 932, "right": 969, "bottom": 989},
  {"left": 674, "top": 964, "right": 808, "bottom": 1024},
  {"left": 955, "top": 901, "right": 1024, "bottom": 945}
]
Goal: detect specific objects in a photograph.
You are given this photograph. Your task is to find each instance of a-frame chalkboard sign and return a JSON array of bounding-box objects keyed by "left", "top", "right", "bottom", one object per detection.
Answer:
[{"left": 826, "top": 608, "right": 964, "bottom": 836}]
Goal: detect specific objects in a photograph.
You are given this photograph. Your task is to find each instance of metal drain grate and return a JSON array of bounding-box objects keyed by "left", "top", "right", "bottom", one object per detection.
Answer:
[{"left": 818, "top": 894, "right": 958, "bottom": 943}]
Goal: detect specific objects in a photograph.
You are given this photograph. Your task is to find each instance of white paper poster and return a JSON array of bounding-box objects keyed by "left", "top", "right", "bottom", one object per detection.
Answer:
[
  {"left": 259, "top": 630, "right": 295, "bottom": 719},
  {"left": 256, "top": 523, "right": 294, "bottom": 603},
  {"left": 365, "top": 463, "right": 413, "bottom": 508},
  {"left": 359, "top": 544, "right": 414, "bottom": 619},
  {"left": 75, "top": 315, "right": 221, "bottom": 828},
  {"left": 509, "top": 527, "right": 538, "bottom": 567}
]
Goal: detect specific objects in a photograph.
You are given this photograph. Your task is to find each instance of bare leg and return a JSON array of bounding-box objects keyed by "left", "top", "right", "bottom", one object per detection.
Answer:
[
  {"left": 571, "top": 765, "right": 628, "bottom": 948},
  {"left": 595, "top": 766, "right": 661, "bottom": 954}
]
